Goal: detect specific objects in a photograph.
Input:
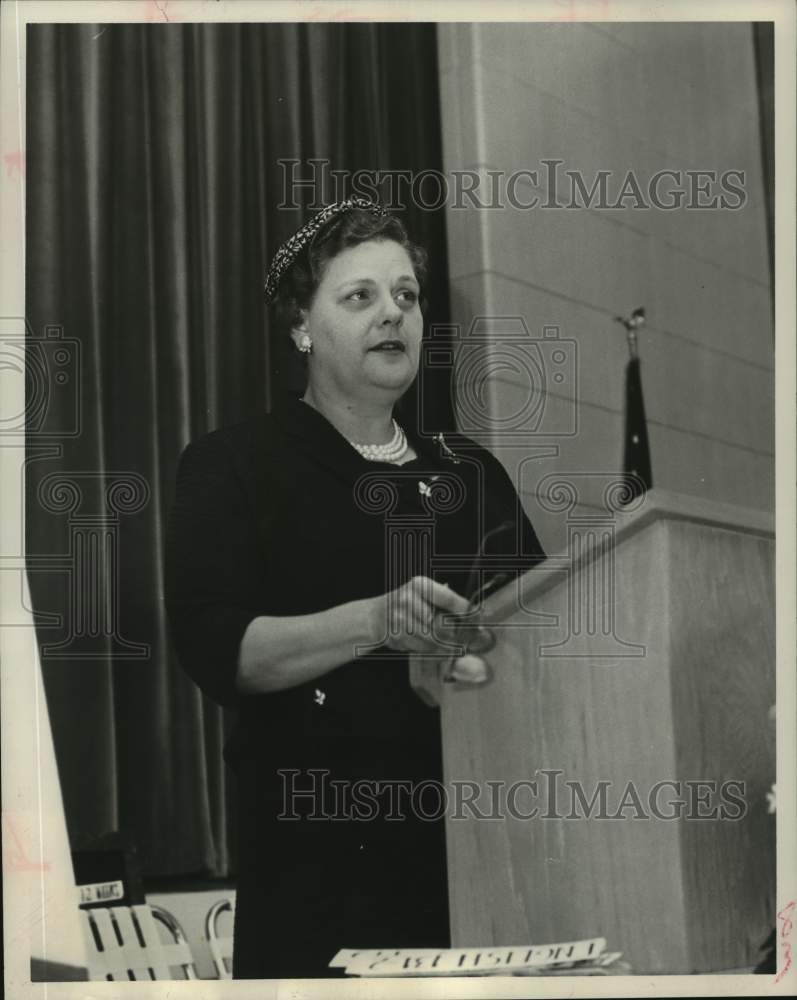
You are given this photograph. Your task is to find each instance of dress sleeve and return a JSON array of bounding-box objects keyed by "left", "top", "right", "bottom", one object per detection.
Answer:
[
  {"left": 482, "top": 446, "right": 547, "bottom": 568},
  {"left": 163, "top": 434, "right": 264, "bottom": 708}
]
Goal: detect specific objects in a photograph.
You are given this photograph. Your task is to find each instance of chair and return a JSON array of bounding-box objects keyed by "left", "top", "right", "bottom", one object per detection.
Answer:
[
  {"left": 81, "top": 903, "right": 198, "bottom": 981},
  {"left": 204, "top": 898, "right": 234, "bottom": 979}
]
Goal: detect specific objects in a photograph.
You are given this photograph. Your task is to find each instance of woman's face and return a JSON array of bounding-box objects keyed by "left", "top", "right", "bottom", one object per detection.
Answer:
[{"left": 292, "top": 238, "right": 423, "bottom": 404}]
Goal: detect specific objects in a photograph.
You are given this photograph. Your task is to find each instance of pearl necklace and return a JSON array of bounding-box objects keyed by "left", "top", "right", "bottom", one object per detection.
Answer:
[{"left": 350, "top": 419, "right": 409, "bottom": 463}]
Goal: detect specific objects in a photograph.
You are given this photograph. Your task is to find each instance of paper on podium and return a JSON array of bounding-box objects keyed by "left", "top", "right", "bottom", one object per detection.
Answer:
[{"left": 329, "top": 937, "right": 622, "bottom": 976}]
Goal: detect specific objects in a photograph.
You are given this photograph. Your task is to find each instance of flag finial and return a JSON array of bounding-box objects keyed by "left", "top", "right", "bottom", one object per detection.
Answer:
[{"left": 614, "top": 307, "right": 646, "bottom": 359}]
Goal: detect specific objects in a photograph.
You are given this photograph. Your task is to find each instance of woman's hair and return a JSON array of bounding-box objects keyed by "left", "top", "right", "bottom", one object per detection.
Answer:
[{"left": 272, "top": 209, "right": 429, "bottom": 334}]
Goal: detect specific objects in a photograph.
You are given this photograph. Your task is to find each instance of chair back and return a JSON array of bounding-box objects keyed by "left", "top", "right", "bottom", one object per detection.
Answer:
[
  {"left": 82, "top": 903, "right": 197, "bottom": 981},
  {"left": 204, "top": 898, "right": 234, "bottom": 979}
]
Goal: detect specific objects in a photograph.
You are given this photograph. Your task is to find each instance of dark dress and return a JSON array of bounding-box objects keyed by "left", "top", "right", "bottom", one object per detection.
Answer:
[{"left": 164, "top": 392, "right": 545, "bottom": 979}]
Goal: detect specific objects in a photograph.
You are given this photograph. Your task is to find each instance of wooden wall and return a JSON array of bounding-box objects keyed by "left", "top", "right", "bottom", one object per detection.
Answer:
[{"left": 437, "top": 22, "right": 773, "bottom": 554}]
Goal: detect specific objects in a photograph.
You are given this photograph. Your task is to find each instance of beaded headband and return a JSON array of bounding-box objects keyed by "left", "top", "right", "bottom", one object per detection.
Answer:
[{"left": 263, "top": 197, "right": 389, "bottom": 304}]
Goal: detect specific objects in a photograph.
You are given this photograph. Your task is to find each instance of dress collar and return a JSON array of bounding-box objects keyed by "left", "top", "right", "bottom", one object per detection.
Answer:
[{"left": 270, "top": 392, "right": 460, "bottom": 485}]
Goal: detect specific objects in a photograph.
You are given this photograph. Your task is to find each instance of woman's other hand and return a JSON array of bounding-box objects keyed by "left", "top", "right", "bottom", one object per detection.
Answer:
[{"left": 443, "top": 653, "right": 491, "bottom": 685}]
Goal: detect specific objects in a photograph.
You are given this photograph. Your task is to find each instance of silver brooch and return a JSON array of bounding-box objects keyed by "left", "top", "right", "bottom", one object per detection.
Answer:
[
  {"left": 418, "top": 475, "right": 440, "bottom": 498},
  {"left": 435, "top": 432, "right": 461, "bottom": 463}
]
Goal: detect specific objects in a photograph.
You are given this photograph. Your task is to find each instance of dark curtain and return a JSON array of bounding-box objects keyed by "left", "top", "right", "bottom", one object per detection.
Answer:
[{"left": 25, "top": 22, "right": 451, "bottom": 877}]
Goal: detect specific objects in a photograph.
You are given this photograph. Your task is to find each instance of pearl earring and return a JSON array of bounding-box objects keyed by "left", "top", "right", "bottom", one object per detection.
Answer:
[{"left": 298, "top": 334, "right": 313, "bottom": 354}]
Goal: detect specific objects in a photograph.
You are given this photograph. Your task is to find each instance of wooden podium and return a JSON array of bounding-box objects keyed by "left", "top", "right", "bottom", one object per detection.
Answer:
[{"left": 413, "top": 489, "right": 775, "bottom": 974}]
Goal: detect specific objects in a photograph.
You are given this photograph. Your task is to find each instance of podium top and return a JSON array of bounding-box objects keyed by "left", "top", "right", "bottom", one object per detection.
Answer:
[{"left": 486, "top": 488, "right": 774, "bottom": 621}]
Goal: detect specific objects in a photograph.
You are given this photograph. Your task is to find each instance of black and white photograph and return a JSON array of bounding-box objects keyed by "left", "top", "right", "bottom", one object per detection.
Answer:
[{"left": 1, "top": 0, "right": 794, "bottom": 996}]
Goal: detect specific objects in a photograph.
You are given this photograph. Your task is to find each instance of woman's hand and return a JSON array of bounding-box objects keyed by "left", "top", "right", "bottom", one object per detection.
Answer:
[
  {"left": 373, "top": 575, "right": 469, "bottom": 654},
  {"left": 371, "top": 576, "right": 490, "bottom": 685}
]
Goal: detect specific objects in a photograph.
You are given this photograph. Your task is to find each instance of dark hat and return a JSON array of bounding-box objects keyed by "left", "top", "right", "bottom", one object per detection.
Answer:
[{"left": 264, "top": 198, "right": 388, "bottom": 304}]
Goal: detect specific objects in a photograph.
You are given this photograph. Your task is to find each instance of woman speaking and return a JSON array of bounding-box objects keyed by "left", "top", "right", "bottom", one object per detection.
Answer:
[{"left": 164, "top": 199, "right": 546, "bottom": 979}]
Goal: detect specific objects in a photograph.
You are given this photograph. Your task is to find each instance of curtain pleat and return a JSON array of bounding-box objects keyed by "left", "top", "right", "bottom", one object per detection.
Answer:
[{"left": 26, "top": 21, "right": 451, "bottom": 877}]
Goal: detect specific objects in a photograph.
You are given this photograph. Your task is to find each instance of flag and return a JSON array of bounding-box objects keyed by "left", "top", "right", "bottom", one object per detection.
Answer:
[
  {"left": 622, "top": 352, "right": 652, "bottom": 500},
  {"left": 614, "top": 307, "right": 652, "bottom": 503}
]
